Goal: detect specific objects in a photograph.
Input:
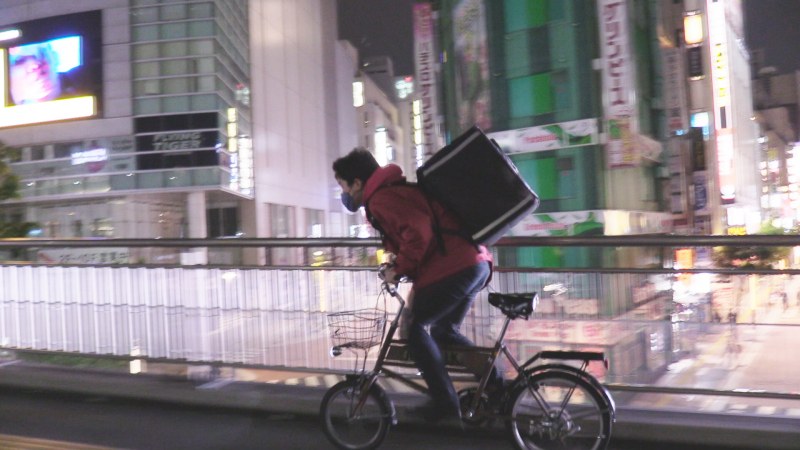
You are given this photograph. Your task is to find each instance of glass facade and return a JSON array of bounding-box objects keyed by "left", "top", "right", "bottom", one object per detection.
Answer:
[
  {"left": 438, "top": 0, "right": 670, "bottom": 271},
  {"left": 130, "top": 0, "right": 252, "bottom": 196},
  {"left": 3, "top": 1, "right": 253, "bottom": 201},
  {"left": 441, "top": 0, "right": 599, "bottom": 138}
]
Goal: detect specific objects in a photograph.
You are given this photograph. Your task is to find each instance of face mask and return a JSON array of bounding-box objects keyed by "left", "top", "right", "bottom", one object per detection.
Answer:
[{"left": 341, "top": 192, "right": 360, "bottom": 212}]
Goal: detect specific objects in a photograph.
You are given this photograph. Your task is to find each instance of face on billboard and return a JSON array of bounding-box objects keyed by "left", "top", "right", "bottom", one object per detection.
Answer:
[
  {"left": 0, "top": 11, "right": 101, "bottom": 128},
  {"left": 8, "top": 37, "right": 81, "bottom": 105}
]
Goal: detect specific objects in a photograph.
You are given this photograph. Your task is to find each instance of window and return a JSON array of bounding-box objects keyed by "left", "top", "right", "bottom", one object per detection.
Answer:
[
  {"left": 207, "top": 207, "right": 238, "bottom": 237},
  {"left": 92, "top": 218, "right": 114, "bottom": 238},
  {"left": 54, "top": 142, "right": 82, "bottom": 159},
  {"left": 305, "top": 209, "right": 328, "bottom": 265},
  {"left": 71, "top": 219, "right": 84, "bottom": 238},
  {"left": 197, "top": 75, "right": 216, "bottom": 91},
  {"left": 160, "top": 4, "right": 187, "bottom": 21},
  {"left": 30, "top": 146, "right": 45, "bottom": 161},
  {"left": 513, "top": 155, "right": 575, "bottom": 204},
  {"left": 131, "top": 7, "right": 158, "bottom": 24},
  {"left": 189, "top": 3, "right": 214, "bottom": 19},
  {"left": 163, "top": 77, "right": 190, "bottom": 94},
  {"left": 135, "top": 98, "right": 160, "bottom": 115},
  {"left": 189, "top": 21, "right": 214, "bottom": 37},
  {"left": 162, "top": 96, "right": 190, "bottom": 113},
  {"left": 135, "top": 79, "right": 161, "bottom": 96},
  {"left": 189, "top": 39, "right": 214, "bottom": 55},
  {"left": 509, "top": 73, "right": 553, "bottom": 118},
  {"left": 162, "top": 41, "right": 188, "bottom": 57},
  {"left": 269, "top": 204, "right": 296, "bottom": 265},
  {"left": 134, "top": 62, "right": 159, "bottom": 78},
  {"left": 46, "top": 221, "right": 61, "bottom": 238},
  {"left": 305, "top": 209, "right": 324, "bottom": 238},
  {"left": 133, "top": 43, "right": 159, "bottom": 59},
  {"left": 162, "top": 59, "right": 189, "bottom": 76},
  {"left": 191, "top": 94, "right": 217, "bottom": 110},
  {"left": 161, "top": 22, "right": 187, "bottom": 39},
  {"left": 552, "top": 70, "right": 571, "bottom": 111},
  {"left": 194, "top": 57, "right": 215, "bottom": 74},
  {"left": 353, "top": 81, "right": 365, "bottom": 107},
  {"left": 504, "top": 27, "right": 550, "bottom": 78},
  {"left": 504, "top": 0, "right": 548, "bottom": 32},
  {"left": 132, "top": 25, "right": 159, "bottom": 41}
]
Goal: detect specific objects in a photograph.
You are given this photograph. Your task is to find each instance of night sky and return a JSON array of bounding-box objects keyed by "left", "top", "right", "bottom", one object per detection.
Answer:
[
  {"left": 337, "top": 0, "right": 418, "bottom": 75},
  {"left": 338, "top": 0, "right": 800, "bottom": 77},
  {"left": 744, "top": 0, "right": 800, "bottom": 74}
]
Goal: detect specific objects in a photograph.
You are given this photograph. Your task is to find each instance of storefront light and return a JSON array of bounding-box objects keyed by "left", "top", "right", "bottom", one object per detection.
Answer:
[
  {"left": 684, "top": 13, "right": 704, "bottom": 45},
  {"left": 727, "top": 207, "right": 746, "bottom": 226},
  {"left": 0, "top": 29, "right": 20, "bottom": 41},
  {"left": 353, "top": 81, "right": 365, "bottom": 107}
]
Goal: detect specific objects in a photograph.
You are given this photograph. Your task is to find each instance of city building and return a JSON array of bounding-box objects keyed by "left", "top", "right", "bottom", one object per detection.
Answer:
[
  {"left": 0, "top": 0, "right": 349, "bottom": 265},
  {"left": 667, "top": 0, "right": 760, "bottom": 238},
  {"left": 432, "top": 0, "right": 672, "bottom": 272},
  {"left": 751, "top": 65, "right": 800, "bottom": 229}
]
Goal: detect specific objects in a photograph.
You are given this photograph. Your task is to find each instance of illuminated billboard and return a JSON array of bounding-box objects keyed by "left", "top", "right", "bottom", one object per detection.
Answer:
[
  {"left": 707, "top": 0, "right": 735, "bottom": 204},
  {"left": 0, "top": 11, "right": 102, "bottom": 128}
]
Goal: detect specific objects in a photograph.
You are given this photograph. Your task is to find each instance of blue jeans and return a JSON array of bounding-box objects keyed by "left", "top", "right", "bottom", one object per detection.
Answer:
[{"left": 407, "top": 261, "right": 497, "bottom": 411}]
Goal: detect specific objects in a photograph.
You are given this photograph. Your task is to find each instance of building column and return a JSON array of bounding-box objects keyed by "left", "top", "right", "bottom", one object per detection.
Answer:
[
  {"left": 240, "top": 200, "right": 265, "bottom": 265},
  {"left": 182, "top": 191, "right": 208, "bottom": 265}
]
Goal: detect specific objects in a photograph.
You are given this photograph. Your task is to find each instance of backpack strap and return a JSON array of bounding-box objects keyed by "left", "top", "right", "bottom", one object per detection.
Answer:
[{"left": 364, "top": 181, "right": 448, "bottom": 255}]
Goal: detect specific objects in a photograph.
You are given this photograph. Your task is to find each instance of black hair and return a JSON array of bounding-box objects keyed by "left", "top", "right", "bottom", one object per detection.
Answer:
[{"left": 332, "top": 148, "right": 380, "bottom": 186}]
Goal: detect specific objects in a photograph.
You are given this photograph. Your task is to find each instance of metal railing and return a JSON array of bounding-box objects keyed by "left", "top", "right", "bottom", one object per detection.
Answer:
[{"left": 1, "top": 235, "right": 800, "bottom": 416}]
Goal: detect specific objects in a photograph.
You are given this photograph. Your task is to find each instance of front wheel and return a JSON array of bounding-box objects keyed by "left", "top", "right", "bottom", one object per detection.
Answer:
[
  {"left": 506, "top": 370, "right": 612, "bottom": 450},
  {"left": 320, "top": 380, "right": 393, "bottom": 450}
]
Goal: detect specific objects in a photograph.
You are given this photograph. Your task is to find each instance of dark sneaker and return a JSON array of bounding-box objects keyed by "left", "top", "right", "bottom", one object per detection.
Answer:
[
  {"left": 407, "top": 401, "right": 464, "bottom": 430},
  {"left": 486, "top": 379, "right": 514, "bottom": 411}
]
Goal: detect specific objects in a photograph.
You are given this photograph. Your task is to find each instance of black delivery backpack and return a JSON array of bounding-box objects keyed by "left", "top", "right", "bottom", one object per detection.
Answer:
[{"left": 416, "top": 126, "right": 540, "bottom": 246}]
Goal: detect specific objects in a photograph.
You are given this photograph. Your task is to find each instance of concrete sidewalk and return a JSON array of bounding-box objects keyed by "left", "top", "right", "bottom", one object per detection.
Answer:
[{"left": 0, "top": 361, "right": 799, "bottom": 449}]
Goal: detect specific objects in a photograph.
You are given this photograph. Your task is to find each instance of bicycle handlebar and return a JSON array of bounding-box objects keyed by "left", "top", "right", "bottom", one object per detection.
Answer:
[{"left": 377, "top": 263, "right": 406, "bottom": 320}]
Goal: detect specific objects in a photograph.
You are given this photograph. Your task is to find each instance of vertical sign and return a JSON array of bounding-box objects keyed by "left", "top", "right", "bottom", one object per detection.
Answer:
[
  {"left": 668, "top": 140, "right": 685, "bottom": 214},
  {"left": 664, "top": 47, "right": 689, "bottom": 134},
  {"left": 599, "top": 0, "right": 636, "bottom": 168},
  {"left": 676, "top": 248, "right": 694, "bottom": 285},
  {"left": 693, "top": 171, "right": 710, "bottom": 215},
  {"left": 708, "top": 0, "right": 735, "bottom": 204},
  {"left": 453, "top": 0, "right": 492, "bottom": 131},
  {"left": 228, "top": 107, "right": 239, "bottom": 191},
  {"left": 414, "top": 3, "right": 440, "bottom": 158}
]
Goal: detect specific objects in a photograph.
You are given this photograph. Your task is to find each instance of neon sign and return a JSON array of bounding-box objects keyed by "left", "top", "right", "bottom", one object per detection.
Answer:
[{"left": 708, "top": 0, "right": 735, "bottom": 204}]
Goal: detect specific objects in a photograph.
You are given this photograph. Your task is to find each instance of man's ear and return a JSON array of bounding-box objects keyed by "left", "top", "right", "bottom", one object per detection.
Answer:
[{"left": 352, "top": 178, "right": 363, "bottom": 191}]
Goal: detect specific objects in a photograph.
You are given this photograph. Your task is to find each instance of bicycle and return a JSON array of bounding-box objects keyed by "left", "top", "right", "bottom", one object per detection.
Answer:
[{"left": 320, "top": 265, "right": 616, "bottom": 450}]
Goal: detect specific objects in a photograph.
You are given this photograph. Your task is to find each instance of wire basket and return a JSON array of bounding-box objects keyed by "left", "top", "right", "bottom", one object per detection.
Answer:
[{"left": 327, "top": 309, "right": 387, "bottom": 350}]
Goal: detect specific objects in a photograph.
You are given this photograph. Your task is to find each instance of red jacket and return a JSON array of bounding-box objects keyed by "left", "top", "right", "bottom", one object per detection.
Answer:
[{"left": 363, "top": 164, "right": 492, "bottom": 289}]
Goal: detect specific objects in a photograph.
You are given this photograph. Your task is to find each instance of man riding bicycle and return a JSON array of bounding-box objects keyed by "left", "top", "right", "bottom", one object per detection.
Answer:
[{"left": 332, "top": 148, "right": 501, "bottom": 425}]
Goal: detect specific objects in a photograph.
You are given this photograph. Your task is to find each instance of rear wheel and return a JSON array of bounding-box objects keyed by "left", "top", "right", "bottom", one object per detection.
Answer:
[
  {"left": 320, "top": 380, "right": 393, "bottom": 450},
  {"left": 506, "top": 370, "right": 612, "bottom": 450}
]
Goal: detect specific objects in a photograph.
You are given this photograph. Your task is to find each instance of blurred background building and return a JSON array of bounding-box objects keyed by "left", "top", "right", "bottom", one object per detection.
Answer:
[{"left": 0, "top": 0, "right": 359, "bottom": 266}]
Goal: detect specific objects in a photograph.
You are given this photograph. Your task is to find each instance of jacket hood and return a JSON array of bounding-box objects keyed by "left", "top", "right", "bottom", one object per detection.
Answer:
[{"left": 364, "top": 164, "right": 405, "bottom": 203}]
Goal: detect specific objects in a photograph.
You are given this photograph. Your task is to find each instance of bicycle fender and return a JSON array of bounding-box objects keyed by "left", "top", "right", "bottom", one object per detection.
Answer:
[
  {"left": 524, "top": 364, "right": 616, "bottom": 420},
  {"left": 374, "top": 384, "right": 398, "bottom": 426}
]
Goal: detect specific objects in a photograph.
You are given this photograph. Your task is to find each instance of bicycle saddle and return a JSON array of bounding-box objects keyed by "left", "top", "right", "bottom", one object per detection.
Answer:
[{"left": 488, "top": 292, "right": 538, "bottom": 319}]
